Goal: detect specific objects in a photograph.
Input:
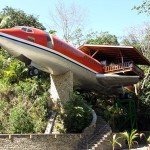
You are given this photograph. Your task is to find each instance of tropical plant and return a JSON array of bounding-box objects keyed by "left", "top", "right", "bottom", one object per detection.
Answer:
[
  {"left": 108, "top": 134, "right": 122, "bottom": 150},
  {"left": 121, "top": 23, "right": 150, "bottom": 131},
  {"left": 9, "top": 106, "right": 34, "bottom": 133},
  {"left": 122, "top": 129, "right": 144, "bottom": 149},
  {"left": 0, "top": 15, "right": 11, "bottom": 28},
  {"left": 0, "top": 7, "right": 50, "bottom": 133},
  {"left": 62, "top": 93, "right": 92, "bottom": 133},
  {"left": 86, "top": 31, "right": 119, "bottom": 45},
  {"left": 0, "top": 100, "right": 10, "bottom": 133},
  {"left": 0, "top": 6, "right": 45, "bottom": 29},
  {"left": 147, "top": 136, "right": 150, "bottom": 143}
]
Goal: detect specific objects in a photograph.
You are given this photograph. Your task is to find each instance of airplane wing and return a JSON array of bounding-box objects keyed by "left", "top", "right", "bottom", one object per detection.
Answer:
[{"left": 96, "top": 74, "right": 139, "bottom": 88}]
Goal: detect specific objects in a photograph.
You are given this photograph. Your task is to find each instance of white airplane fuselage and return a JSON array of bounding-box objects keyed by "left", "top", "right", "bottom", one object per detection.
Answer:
[
  {"left": 0, "top": 32, "right": 101, "bottom": 91},
  {"left": 0, "top": 26, "right": 139, "bottom": 93}
]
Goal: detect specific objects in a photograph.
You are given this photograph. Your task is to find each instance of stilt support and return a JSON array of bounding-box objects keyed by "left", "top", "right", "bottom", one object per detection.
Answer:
[{"left": 50, "top": 71, "right": 73, "bottom": 104}]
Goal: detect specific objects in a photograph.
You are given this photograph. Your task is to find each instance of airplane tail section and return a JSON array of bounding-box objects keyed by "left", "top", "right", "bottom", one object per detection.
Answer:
[{"left": 96, "top": 74, "right": 139, "bottom": 88}]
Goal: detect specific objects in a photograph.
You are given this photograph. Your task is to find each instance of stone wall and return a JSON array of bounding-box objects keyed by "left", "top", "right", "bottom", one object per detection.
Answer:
[
  {"left": 0, "top": 124, "right": 96, "bottom": 150},
  {"left": 0, "top": 134, "right": 81, "bottom": 150},
  {"left": 0, "top": 132, "right": 141, "bottom": 150}
]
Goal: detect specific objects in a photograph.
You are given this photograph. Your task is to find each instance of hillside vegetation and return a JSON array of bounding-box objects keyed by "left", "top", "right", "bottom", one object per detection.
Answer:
[{"left": 0, "top": 5, "right": 150, "bottom": 133}]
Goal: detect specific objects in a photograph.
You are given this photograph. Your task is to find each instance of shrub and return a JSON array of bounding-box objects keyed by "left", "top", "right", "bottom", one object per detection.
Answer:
[
  {"left": 62, "top": 93, "right": 92, "bottom": 133},
  {"left": 9, "top": 106, "right": 34, "bottom": 133},
  {"left": 0, "top": 101, "right": 10, "bottom": 133}
]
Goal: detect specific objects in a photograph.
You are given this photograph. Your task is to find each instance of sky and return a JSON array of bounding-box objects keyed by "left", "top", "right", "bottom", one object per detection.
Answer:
[{"left": 0, "top": 0, "right": 149, "bottom": 39}]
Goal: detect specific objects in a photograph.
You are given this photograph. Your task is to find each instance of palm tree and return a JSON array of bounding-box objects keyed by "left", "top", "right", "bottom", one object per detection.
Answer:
[
  {"left": 122, "top": 129, "right": 144, "bottom": 149},
  {"left": 108, "top": 134, "right": 122, "bottom": 150}
]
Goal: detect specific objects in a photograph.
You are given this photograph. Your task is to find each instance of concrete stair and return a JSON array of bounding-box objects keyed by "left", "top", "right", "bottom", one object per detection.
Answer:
[
  {"left": 79, "top": 116, "right": 112, "bottom": 150},
  {"left": 44, "top": 111, "right": 57, "bottom": 134}
]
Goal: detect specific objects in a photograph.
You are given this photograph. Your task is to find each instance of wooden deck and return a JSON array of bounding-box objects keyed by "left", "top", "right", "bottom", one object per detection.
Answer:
[{"left": 104, "top": 61, "right": 144, "bottom": 78}]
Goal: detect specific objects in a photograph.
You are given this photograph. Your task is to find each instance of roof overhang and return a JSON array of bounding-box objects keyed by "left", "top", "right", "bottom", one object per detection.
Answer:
[{"left": 78, "top": 44, "right": 150, "bottom": 65}]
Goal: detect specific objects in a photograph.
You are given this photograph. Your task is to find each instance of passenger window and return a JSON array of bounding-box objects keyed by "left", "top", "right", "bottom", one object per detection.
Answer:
[
  {"left": 21, "top": 27, "right": 27, "bottom": 32},
  {"left": 27, "top": 29, "right": 33, "bottom": 33}
]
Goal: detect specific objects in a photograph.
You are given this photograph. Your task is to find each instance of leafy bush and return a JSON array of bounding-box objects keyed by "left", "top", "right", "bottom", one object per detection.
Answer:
[
  {"left": 0, "top": 46, "right": 50, "bottom": 134},
  {"left": 0, "top": 100, "right": 10, "bottom": 133},
  {"left": 0, "top": 7, "right": 49, "bottom": 133},
  {"left": 62, "top": 93, "right": 92, "bottom": 133},
  {"left": 9, "top": 106, "right": 34, "bottom": 133}
]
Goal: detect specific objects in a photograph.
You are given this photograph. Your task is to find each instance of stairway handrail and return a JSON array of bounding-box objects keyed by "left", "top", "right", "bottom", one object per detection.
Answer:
[
  {"left": 88, "top": 121, "right": 111, "bottom": 142},
  {"left": 89, "top": 109, "right": 97, "bottom": 127}
]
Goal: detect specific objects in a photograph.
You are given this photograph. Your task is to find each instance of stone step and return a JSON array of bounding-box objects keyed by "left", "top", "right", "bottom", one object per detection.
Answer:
[
  {"left": 79, "top": 115, "right": 112, "bottom": 150},
  {"left": 44, "top": 111, "right": 57, "bottom": 134},
  {"left": 86, "top": 132, "right": 111, "bottom": 149}
]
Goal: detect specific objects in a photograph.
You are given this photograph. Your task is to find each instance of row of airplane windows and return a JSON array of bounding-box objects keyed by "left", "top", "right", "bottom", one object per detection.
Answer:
[{"left": 13, "top": 26, "right": 33, "bottom": 33}]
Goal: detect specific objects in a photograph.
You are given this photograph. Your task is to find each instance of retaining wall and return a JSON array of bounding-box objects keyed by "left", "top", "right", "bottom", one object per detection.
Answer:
[
  {"left": 0, "top": 134, "right": 81, "bottom": 150},
  {"left": 0, "top": 131, "right": 145, "bottom": 149}
]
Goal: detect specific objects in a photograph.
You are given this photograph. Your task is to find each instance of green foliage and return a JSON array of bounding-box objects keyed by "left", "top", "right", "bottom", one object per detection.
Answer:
[
  {"left": 29, "top": 92, "right": 49, "bottom": 133},
  {"left": 0, "top": 48, "right": 49, "bottom": 133},
  {"left": 121, "top": 35, "right": 141, "bottom": 50},
  {"left": 108, "top": 134, "right": 122, "bottom": 150},
  {"left": 62, "top": 93, "right": 92, "bottom": 133},
  {"left": 121, "top": 24, "right": 150, "bottom": 130},
  {"left": 0, "top": 34, "right": 50, "bottom": 133},
  {"left": 121, "top": 23, "right": 150, "bottom": 60},
  {"left": 137, "top": 75, "right": 150, "bottom": 130},
  {"left": 0, "top": 101, "right": 10, "bottom": 133},
  {"left": 0, "top": 79, "right": 49, "bottom": 134},
  {"left": 0, "top": 7, "right": 50, "bottom": 133},
  {"left": 133, "top": 0, "right": 150, "bottom": 15},
  {"left": 71, "top": 28, "right": 85, "bottom": 47},
  {"left": 139, "top": 77, "right": 150, "bottom": 107},
  {"left": 49, "top": 30, "right": 57, "bottom": 35},
  {"left": 0, "top": 6, "right": 46, "bottom": 29},
  {"left": 94, "top": 95, "right": 115, "bottom": 119},
  {"left": 9, "top": 106, "right": 33, "bottom": 133},
  {"left": 86, "top": 31, "right": 119, "bottom": 45},
  {"left": 0, "top": 15, "right": 11, "bottom": 28},
  {"left": 122, "top": 129, "right": 144, "bottom": 149},
  {"left": 147, "top": 136, "right": 150, "bottom": 143}
]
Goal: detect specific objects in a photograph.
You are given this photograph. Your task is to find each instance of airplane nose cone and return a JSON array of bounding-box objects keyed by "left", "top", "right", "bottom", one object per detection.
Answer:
[
  {"left": 0, "top": 28, "right": 14, "bottom": 35},
  {"left": 0, "top": 28, "right": 21, "bottom": 57}
]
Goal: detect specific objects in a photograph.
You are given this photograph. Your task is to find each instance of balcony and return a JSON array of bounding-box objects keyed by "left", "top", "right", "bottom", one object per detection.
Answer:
[{"left": 104, "top": 61, "right": 144, "bottom": 79}]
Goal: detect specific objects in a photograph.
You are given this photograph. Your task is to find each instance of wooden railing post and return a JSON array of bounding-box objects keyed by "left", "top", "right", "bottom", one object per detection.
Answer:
[{"left": 104, "top": 61, "right": 144, "bottom": 78}]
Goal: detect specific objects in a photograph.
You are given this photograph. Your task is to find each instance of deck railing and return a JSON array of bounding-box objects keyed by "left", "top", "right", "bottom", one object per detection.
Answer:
[{"left": 104, "top": 61, "right": 144, "bottom": 78}]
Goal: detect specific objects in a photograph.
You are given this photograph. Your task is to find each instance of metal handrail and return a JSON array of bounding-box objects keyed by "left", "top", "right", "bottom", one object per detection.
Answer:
[
  {"left": 88, "top": 122, "right": 111, "bottom": 142},
  {"left": 80, "top": 121, "right": 111, "bottom": 149}
]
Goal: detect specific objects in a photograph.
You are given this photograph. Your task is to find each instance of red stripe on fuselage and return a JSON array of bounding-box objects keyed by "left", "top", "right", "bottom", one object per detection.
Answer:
[
  {"left": 0, "top": 27, "right": 104, "bottom": 73},
  {"left": 52, "top": 35, "right": 104, "bottom": 73}
]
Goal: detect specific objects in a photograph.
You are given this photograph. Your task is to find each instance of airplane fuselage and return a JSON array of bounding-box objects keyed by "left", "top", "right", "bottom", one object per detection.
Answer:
[
  {"left": 0, "top": 26, "right": 139, "bottom": 93},
  {"left": 0, "top": 26, "right": 105, "bottom": 91}
]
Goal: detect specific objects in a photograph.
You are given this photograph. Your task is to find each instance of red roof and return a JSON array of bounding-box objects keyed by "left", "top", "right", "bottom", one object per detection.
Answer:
[{"left": 78, "top": 44, "right": 150, "bottom": 65}]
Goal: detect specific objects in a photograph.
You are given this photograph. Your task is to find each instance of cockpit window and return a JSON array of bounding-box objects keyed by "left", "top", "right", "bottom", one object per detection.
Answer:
[{"left": 13, "top": 26, "right": 33, "bottom": 33}]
